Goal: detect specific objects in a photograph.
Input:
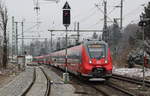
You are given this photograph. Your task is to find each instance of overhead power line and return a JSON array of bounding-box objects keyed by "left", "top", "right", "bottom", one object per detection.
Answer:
[
  {"left": 72, "top": 6, "right": 96, "bottom": 23},
  {"left": 95, "top": 4, "right": 113, "bottom": 22},
  {"left": 123, "top": 6, "right": 141, "bottom": 18},
  {"left": 85, "top": 18, "right": 104, "bottom": 29},
  {"left": 24, "top": 23, "right": 40, "bottom": 33},
  {"left": 79, "top": 8, "right": 97, "bottom": 23}
]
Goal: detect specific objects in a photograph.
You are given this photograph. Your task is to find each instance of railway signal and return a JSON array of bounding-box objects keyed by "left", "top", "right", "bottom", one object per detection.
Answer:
[
  {"left": 63, "top": 1, "right": 71, "bottom": 27},
  {"left": 62, "top": 1, "right": 71, "bottom": 83}
]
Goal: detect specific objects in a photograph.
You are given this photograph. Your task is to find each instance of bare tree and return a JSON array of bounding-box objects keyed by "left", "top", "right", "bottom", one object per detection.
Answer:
[
  {"left": 92, "top": 32, "right": 98, "bottom": 39},
  {"left": 0, "top": 1, "right": 8, "bottom": 68}
]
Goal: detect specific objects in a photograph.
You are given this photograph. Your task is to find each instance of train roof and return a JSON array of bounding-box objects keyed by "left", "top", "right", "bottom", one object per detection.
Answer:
[
  {"left": 83, "top": 40, "right": 107, "bottom": 45},
  {"left": 52, "top": 40, "right": 108, "bottom": 52},
  {"left": 34, "top": 40, "right": 108, "bottom": 57}
]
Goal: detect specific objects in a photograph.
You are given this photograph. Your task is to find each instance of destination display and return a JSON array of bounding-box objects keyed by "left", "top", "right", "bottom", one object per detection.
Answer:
[{"left": 88, "top": 44, "right": 104, "bottom": 48}]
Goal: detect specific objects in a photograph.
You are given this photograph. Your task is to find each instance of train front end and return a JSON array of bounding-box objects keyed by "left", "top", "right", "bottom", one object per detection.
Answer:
[{"left": 81, "top": 40, "right": 112, "bottom": 79}]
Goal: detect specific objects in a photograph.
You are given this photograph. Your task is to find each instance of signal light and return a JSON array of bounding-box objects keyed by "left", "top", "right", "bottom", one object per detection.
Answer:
[{"left": 63, "top": 10, "right": 70, "bottom": 25}]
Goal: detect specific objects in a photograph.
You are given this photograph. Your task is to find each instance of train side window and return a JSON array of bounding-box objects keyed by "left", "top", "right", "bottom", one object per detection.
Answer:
[{"left": 79, "top": 50, "right": 82, "bottom": 60}]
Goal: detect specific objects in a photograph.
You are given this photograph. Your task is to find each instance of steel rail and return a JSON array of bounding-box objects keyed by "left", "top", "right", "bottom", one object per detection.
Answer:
[
  {"left": 107, "top": 82, "right": 136, "bottom": 96},
  {"left": 90, "top": 85, "right": 111, "bottom": 96},
  {"left": 21, "top": 68, "right": 36, "bottom": 96},
  {"left": 112, "top": 74, "right": 150, "bottom": 87},
  {"left": 40, "top": 67, "right": 51, "bottom": 96},
  {"left": 87, "top": 82, "right": 136, "bottom": 96},
  {"left": 49, "top": 64, "right": 135, "bottom": 96}
]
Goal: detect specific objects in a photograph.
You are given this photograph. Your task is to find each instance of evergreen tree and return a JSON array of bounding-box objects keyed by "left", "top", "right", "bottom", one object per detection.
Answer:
[
  {"left": 143, "top": 2, "right": 150, "bottom": 39},
  {"left": 107, "top": 19, "right": 122, "bottom": 55},
  {"left": 135, "top": 29, "right": 142, "bottom": 40},
  {"left": 112, "top": 19, "right": 121, "bottom": 45},
  {"left": 108, "top": 19, "right": 121, "bottom": 46}
]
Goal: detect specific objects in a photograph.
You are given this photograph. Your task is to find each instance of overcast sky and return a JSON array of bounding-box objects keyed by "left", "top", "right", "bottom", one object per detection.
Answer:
[{"left": 5, "top": 0, "right": 149, "bottom": 44}]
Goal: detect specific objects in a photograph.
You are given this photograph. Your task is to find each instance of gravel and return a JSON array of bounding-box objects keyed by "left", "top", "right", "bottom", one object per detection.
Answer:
[
  {"left": 0, "top": 67, "right": 34, "bottom": 96},
  {"left": 43, "top": 66, "right": 79, "bottom": 96}
]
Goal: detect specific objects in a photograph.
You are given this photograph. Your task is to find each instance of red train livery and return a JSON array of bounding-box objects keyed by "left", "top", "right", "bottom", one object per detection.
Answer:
[{"left": 33, "top": 40, "right": 113, "bottom": 80}]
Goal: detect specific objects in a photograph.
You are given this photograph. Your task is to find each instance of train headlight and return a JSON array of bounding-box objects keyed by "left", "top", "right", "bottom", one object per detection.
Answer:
[
  {"left": 89, "top": 60, "right": 92, "bottom": 64},
  {"left": 104, "top": 60, "right": 108, "bottom": 64}
]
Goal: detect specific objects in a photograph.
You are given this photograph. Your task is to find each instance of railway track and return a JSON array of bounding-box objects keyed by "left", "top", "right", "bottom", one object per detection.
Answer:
[
  {"left": 89, "top": 84, "right": 112, "bottom": 96},
  {"left": 40, "top": 67, "right": 51, "bottom": 96},
  {"left": 50, "top": 66, "right": 136, "bottom": 96},
  {"left": 21, "top": 68, "right": 36, "bottom": 96},
  {"left": 112, "top": 74, "right": 150, "bottom": 87},
  {"left": 21, "top": 67, "right": 51, "bottom": 96},
  {"left": 106, "top": 81, "right": 136, "bottom": 96},
  {"left": 72, "top": 76, "right": 136, "bottom": 95},
  {"left": 88, "top": 82, "right": 136, "bottom": 96}
]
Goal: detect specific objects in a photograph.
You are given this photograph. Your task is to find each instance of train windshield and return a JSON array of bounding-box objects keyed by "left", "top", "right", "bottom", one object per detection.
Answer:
[{"left": 87, "top": 44, "right": 106, "bottom": 59}]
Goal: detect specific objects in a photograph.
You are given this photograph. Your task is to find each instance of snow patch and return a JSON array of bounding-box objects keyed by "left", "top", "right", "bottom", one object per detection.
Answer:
[{"left": 113, "top": 68, "right": 150, "bottom": 78}]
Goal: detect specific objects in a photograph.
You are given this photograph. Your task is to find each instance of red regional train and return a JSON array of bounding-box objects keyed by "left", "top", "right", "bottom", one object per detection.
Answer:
[{"left": 33, "top": 40, "right": 113, "bottom": 80}]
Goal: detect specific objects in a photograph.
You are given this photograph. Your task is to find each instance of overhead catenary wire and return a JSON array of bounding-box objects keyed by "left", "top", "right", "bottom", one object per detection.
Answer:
[
  {"left": 128, "top": 19, "right": 140, "bottom": 24},
  {"left": 107, "top": 2, "right": 122, "bottom": 15},
  {"left": 123, "top": 6, "right": 143, "bottom": 18},
  {"left": 24, "top": 23, "right": 40, "bottom": 33},
  {"left": 122, "top": 1, "right": 150, "bottom": 25},
  {"left": 95, "top": 4, "right": 113, "bottom": 22},
  {"left": 79, "top": 8, "right": 98, "bottom": 23},
  {"left": 108, "top": 7, "right": 117, "bottom": 15},
  {"left": 80, "top": 1, "right": 121, "bottom": 30},
  {"left": 72, "top": 6, "right": 96, "bottom": 21},
  {"left": 84, "top": 18, "right": 104, "bottom": 29},
  {"left": 122, "top": 5, "right": 145, "bottom": 26}
]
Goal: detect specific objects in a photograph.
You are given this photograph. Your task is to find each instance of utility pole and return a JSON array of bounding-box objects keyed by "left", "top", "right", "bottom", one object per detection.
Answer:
[
  {"left": 74, "top": 22, "right": 76, "bottom": 31},
  {"left": 21, "top": 21, "right": 25, "bottom": 70},
  {"left": 12, "top": 16, "right": 15, "bottom": 60},
  {"left": 50, "top": 31, "right": 53, "bottom": 52},
  {"left": 45, "top": 38, "right": 48, "bottom": 54},
  {"left": 102, "top": 0, "right": 108, "bottom": 42},
  {"left": 21, "top": 21, "right": 24, "bottom": 55},
  {"left": 77, "top": 22, "right": 80, "bottom": 44},
  {"left": 114, "top": 0, "right": 123, "bottom": 29},
  {"left": 15, "top": 22, "right": 19, "bottom": 68},
  {"left": 142, "top": 23, "right": 145, "bottom": 90},
  {"left": 120, "top": 0, "right": 123, "bottom": 29}
]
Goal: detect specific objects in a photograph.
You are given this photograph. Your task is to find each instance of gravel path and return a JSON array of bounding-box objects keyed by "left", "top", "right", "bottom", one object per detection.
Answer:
[
  {"left": 0, "top": 67, "right": 34, "bottom": 96},
  {"left": 43, "top": 66, "right": 79, "bottom": 96}
]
